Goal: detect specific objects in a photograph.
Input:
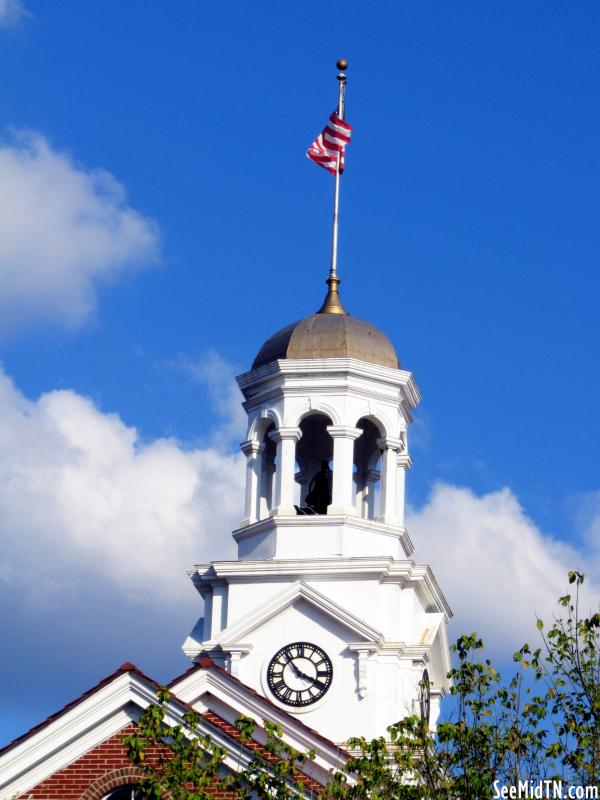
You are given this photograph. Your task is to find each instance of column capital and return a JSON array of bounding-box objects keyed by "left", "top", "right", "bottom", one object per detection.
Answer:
[
  {"left": 397, "top": 453, "right": 413, "bottom": 470},
  {"left": 268, "top": 426, "right": 302, "bottom": 444},
  {"left": 326, "top": 425, "right": 363, "bottom": 441},
  {"left": 240, "top": 439, "right": 265, "bottom": 457},
  {"left": 377, "top": 435, "right": 405, "bottom": 453}
]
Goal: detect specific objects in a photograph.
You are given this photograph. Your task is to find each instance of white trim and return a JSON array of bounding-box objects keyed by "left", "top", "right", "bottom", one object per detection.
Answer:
[
  {"left": 229, "top": 515, "right": 414, "bottom": 558},
  {"left": 190, "top": 557, "right": 451, "bottom": 620}
]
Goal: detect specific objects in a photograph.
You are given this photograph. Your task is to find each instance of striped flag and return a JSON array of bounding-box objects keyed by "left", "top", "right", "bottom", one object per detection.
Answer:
[{"left": 307, "top": 112, "right": 352, "bottom": 175}]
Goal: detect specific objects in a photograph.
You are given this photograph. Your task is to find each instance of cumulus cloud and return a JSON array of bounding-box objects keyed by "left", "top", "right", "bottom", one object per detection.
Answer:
[
  {"left": 0, "top": 366, "right": 243, "bottom": 607},
  {"left": 0, "top": 131, "right": 160, "bottom": 335},
  {"left": 0, "top": 0, "right": 27, "bottom": 27},
  {"left": 0, "top": 360, "right": 246, "bottom": 745},
  {"left": 408, "top": 483, "right": 600, "bottom": 656}
]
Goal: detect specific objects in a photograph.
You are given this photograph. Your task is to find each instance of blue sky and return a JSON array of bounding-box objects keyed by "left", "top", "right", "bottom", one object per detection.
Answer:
[{"left": 0, "top": 1, "right": 599, "bottom": 747}]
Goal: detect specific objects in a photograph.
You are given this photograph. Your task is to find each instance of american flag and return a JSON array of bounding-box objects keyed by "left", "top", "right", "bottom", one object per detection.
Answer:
[{"left": 307, "top": 112, "right": 352, "bottom": 175}]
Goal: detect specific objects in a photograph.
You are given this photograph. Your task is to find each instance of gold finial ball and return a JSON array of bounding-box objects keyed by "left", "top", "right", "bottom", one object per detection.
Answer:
[{"left": 336, "top": 58, "right": 348, "bottom": 71}]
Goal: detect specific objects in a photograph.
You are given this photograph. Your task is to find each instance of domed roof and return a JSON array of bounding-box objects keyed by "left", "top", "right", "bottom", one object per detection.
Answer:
[{"left": 252, "top": 276, "right": 399, "bottom": 370}]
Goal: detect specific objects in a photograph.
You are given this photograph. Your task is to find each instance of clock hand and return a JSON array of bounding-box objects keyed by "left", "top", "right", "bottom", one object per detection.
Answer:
[
  {"left": 289, "top": 661, "right": 301, "bottom": 677},
  {"left": 289, "top": 662, "right": 315, "bottom": 683},
  {"left": 291, "top": 663, "right": 312, "bottom": 682}
]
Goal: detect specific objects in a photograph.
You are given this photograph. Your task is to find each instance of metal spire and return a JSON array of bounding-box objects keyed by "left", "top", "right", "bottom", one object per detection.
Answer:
[{"left": 317, "top": 59, "right": 349, "bottom": 315}]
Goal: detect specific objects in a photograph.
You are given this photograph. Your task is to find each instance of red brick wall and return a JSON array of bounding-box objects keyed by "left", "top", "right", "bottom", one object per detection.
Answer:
[
  {"left": 18, "top": 723, "right": 145, "bottom": 800},
  {"left": 17, "top": 719, "right": 318, "bottom": 799},
  {"left": 17, "top": 723, "right": 236, "bottom": 800}
]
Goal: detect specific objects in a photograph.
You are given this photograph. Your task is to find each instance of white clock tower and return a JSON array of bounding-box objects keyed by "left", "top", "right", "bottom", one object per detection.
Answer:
[{"left": 183, "top": 270, "right": 452, "bottom": 745}]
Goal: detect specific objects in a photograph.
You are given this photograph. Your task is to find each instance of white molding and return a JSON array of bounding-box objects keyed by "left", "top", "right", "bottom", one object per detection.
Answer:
[
  {"left": 230, "top": 514, "right": 415, "bottom": 558},
  {"left": 237, "top": 359, "right": 421, "bottom": 405},
  {"left": 190, "top": 557, "right": 451, "bottom": 621},
  {"left": 294, "top": 399, "right": 341, "bottom": 427}
]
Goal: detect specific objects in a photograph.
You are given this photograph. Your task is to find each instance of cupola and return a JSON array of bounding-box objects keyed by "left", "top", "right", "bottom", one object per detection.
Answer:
[{"left": 234, "top": 274, "right": 420, "bottom": 562}]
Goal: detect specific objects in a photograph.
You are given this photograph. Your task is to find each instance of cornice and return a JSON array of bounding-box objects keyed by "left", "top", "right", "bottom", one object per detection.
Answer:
[
  {"left": 189, "top": 557, "right": 452, "bottom": 621},
  {"left": 237, "top": 358, "right": 421, "bottom": 409}
]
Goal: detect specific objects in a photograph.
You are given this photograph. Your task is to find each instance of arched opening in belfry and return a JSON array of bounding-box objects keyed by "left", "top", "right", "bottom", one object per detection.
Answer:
[
  {"left": 295, "top": 412, "right": 333, "bottom": 514},
  {"left": 259, "top": 421, "right": 276, "bottom": 519},
  {"left": 353, "top": 417, "right": 382, "bottom": 520}
]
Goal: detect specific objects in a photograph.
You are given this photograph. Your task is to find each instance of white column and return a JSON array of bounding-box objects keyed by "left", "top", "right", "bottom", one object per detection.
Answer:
[
  {"left": 259, "top": 454, "right": 275, "bottom": 518},
  {"left": 366, "top": 467, "right": 381, "bottom": 519},
  {"left": 396, "top": 453, "right": 412, "bottom": 528},
  {"left": 240, "top": 440, "right": 264, "bottom": 527},
  {"left": 377, "top": 436, "right": 404, "bottom": 525},
  {"left": 355, "top": 473, "right": 366, "bottom": 518},
  {"left": 269, "top": 427, "right": 302, "bottom": 516},
  {"left": 327, "top": 426, "right": 363, "bottom": 516}
]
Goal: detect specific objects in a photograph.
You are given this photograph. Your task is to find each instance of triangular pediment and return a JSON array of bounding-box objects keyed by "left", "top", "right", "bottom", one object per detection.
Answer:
[{"left": 209, "top": 580, "right": 383, "bottom": 650}]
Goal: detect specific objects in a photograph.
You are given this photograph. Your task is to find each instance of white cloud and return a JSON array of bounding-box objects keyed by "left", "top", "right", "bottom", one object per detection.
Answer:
[
  {"left": 408, "top": 483, "right": 600, "bottom": 656},
  {"left": 0, "top": 366, "right": 243, "bottom": 607},
  {"left": 0, "top": 131, "right": 160, "bottom": 335},
  {"left": 0, "top": 0, "right": 27, "bottom": 27},
  {"left": 178, "top": 349, "right": 247, "bottom": 448},
  {"left": 0, "top": 360, "right": 245, "bottom": 744}
]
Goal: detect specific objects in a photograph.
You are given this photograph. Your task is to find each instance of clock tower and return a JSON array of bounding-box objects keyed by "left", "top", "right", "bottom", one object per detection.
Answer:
[{"left": 183, "top": 273, "right": 452, "bottom": 745}]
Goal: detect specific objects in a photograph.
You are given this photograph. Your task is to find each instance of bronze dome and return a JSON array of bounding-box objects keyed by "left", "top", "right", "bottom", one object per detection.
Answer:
[
  {"left": 252, "top": 312, "right": 399, "bottom": 370},
  {"left": 252, "top": 271, "right": 399, "bottom": 370}
]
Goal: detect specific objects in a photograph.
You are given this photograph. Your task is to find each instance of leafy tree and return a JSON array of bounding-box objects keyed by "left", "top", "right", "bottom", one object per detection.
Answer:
[
  {"left": 523, "top": 570, "right": 600, "bottom": 787},
  {"left": 124, "top": 688, "right": 316, "bottom": 800}
]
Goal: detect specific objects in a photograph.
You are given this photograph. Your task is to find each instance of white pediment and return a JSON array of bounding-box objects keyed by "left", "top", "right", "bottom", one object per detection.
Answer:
[{"left": 207, "top": 580, "right": 384, "bottom": 651}]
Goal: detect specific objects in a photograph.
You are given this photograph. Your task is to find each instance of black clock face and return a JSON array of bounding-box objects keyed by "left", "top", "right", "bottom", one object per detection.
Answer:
[
  {"left": 419, "top": 668, "right": 431, "bottom": 724},
  {"left": 267, "top": 642, "right": 333, "bottom": 707}
]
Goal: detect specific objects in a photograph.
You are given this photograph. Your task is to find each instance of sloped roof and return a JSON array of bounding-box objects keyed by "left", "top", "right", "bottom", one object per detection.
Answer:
[{"left": 0, "top": 659, "right": 344, "bottom": 798}]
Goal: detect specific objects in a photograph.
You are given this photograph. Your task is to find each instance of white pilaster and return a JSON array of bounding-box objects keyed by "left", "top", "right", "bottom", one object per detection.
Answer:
[
  {"left": 327, "top": 426, "right": 363, "bottom": 516},
  {"left": 211, "top": 584, "right": 228, "bottom": 637},
  {"left": 269, "top": 427, "right": 302, "bottom": 516},
  {"left": 240, "top": 440, "right": 265, "bottom": 527},
  {"left": 377, "top": 436, "right": 404, "bottom": 525}
]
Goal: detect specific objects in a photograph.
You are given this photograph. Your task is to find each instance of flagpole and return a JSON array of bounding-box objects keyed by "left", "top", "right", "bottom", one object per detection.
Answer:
[{"left": 330, "top": 59, "right": 347, "bottom": 281}]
